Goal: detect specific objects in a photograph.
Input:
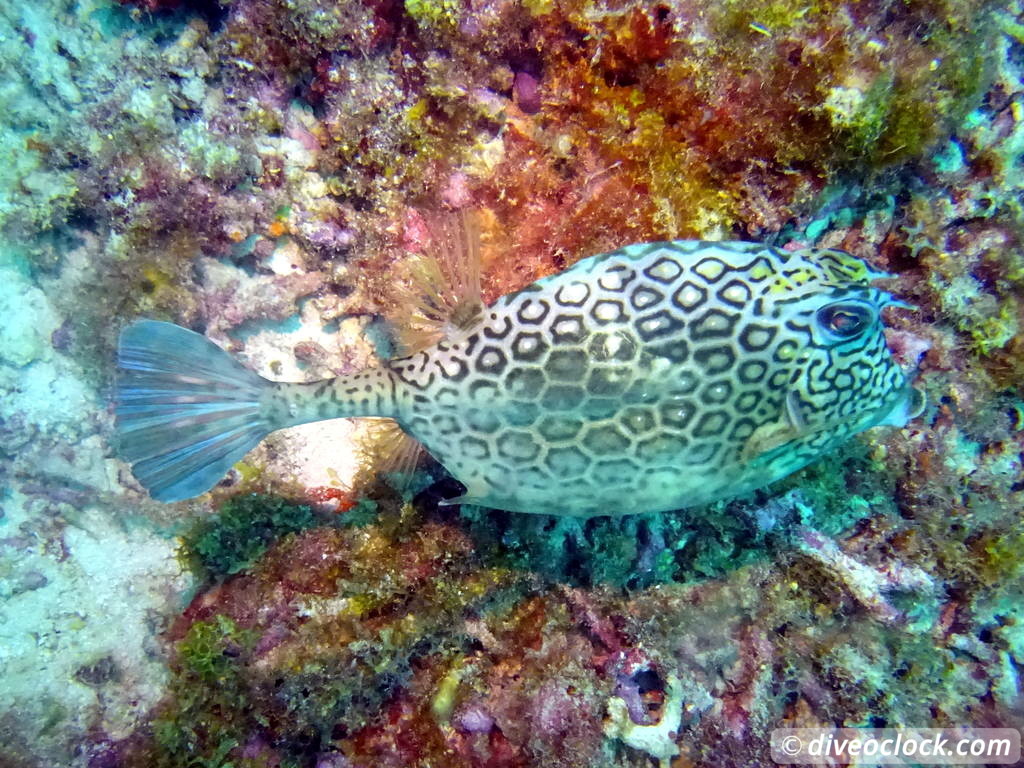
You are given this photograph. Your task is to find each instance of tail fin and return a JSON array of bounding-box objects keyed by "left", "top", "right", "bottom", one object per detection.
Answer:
[{"left": 115, "top": 320, "right": 274, "bottom": 502}]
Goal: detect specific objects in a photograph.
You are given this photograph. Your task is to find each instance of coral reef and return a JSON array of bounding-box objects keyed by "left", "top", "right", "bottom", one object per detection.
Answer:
[{"left": 1, "top": 0, "right": 1022, "bottom": 765}]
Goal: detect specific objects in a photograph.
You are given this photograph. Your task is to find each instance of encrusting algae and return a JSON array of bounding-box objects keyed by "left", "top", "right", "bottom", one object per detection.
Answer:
[{"left": 115, "top": 216, "right": 924, "bottom": 515}]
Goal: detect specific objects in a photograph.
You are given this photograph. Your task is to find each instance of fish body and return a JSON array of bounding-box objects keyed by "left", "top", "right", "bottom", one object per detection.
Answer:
[{"left": 117, "top": 240, "right": 921, "bottom": 515}]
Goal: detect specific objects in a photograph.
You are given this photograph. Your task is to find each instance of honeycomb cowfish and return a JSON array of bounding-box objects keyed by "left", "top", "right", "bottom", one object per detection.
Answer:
[{"left": 115, "top": 238, "right": 923, "bottom": 516}]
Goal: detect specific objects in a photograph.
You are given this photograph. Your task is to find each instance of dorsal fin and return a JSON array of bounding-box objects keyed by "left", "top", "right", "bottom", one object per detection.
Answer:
[{"left": 391, "top": 210, "right": 484, "bottom": 356}]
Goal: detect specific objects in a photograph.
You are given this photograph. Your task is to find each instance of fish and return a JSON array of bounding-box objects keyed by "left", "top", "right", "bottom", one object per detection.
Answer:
[{"left": 115, "top": 236, "right": 924, "bottom": 516}]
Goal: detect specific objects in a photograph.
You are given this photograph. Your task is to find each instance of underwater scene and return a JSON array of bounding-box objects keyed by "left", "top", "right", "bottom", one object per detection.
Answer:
[{"left": 2, "top": 0, "right": 1024, "bottom": 765}]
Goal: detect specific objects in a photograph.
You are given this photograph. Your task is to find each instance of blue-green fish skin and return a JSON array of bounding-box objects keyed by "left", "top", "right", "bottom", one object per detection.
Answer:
[{"left": 116, "top": 240, "right": 921, "bottom": 514}]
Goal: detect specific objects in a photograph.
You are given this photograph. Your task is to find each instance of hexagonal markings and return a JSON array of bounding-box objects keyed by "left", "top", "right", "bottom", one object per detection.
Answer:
[
  {"left": 737, "top": 359, "right": 768, "bottom": 384},
  {"left": 630, "top": 285, "right": 665, "bottom": 311},
  {"left": 700, "top": 380, "right": 733, "bottom": 405},
  {"left": 590, "top": 299, "right": 628, "bottom": 325},
  {"left": 642, "top": 256, "right": 683, "bottom": 284},
  {"left": 587, "top": 331, "right": 637, "bottom": 362},
  {"left": 544, "top": 348, "right": 588, "bottom": 381},
  {"left": 658, "top": 398, "right": 696, "bottom": 430},
  {"left": 672, "top": 281, "right": 707, "bottom": 312},
  {"left": 597, "top": 265, "right": 636, "bottom": 293},
  {"left": 406, "top": 414, "right": 431, "bottom": 436},
  {"left": 741, "top": 256, "right": 775, "bottom": 282},
  {"left": 738, "top": 323, "right": 778, "bottom": 352},
  {"left": 636, "top": 433, "right": 689, "bottom": 463},
  {"left": 460, "top": 436, "right": 491, "bottom": 460},
  {"left": 497, "top": 430, "right": 541, "bottom": 462},
  {"left": 620, "top": 406, "right": 656, "bottom": 435},
  {"left": 734, "top": 391, "right": 761, "bottom": 414},
  {"left": 468, "top": 380, "right": 499, "bottom": 406},
  {"left": 511, "top": 331, "right": 549, "bottom": 363},
  {"left": 668, "top": 370, "right": 699, "bottom": 395},
  {"left": 537, "top": 416, "right": 584, "bottom": 441},
  {"left": 582, "top": 424, "right": 632, "bottom": 455},
  {"left": 437, "top": 356, "right": 469, "bottom": 382},
  {"left": 489, "top": 473, "right": 520, "bottom": 495},
  {"left": 466, "top": 407, "right": 502, "bottom": 434},
  {"left": 593, "top": 458, "right": 639, "bottom": 477},
  {"left": 540, "top": 384, "right": 586, "bottom": 411},
  {"left": 690, "top": 308, "right": 738, "bottom": 340},
  {"left": 728, "top": 418, "right": 757, "bottom": 442},
  {"left": 622, "top": 380, "right": 656, "bottom": 405},
  {"left": 585, "top": 365, "right": 632, "bottom": 397},
  {"left": 505, "top": 400, "right": 540, "bottom": 427},
  {"left": 648, "top": 339, "right": 689, "bottom": 364},
  {"left": 636, "top": 309, "right": 685, "bottom": 342},
  {"left": 434, "top": 387, "right": 461, "bottom": 408},
  {"left": 545, "top": 445, "right": 590, "bottom": 477},
  {"left": 474, "top": 346, "right": 508, "bottom": 377},
  {"left": 581, "top": 397, "right": 620, "bottom": 419},
  {"left": 551, "top": 313, "right": 588, "bottom": 344},
  {"left": 431, "top": 413, "right": 460, "bottom": 435},
  {"left": 517, "top": 467, "right": 552, "bottom": 489},
  {"left": 512, "top": 299, "right": 549, "bottom": 328},
  {"left": 555, "top": 281, "right": 591, "bottom": 307},
  {"left": 681, "top": 440, "right": 721, "bottom": 466},
  {"left": 715, "top": 279, "right": 753, "bottom": 309},
  {"left": 692, "top": 410, "right": 730, "bottom": 439},
  {"left": 692, "top": 257, "right": 728, "bottom": 283},
  {"left": 506, "top": 367, "right": 546, "bottom": 399},
  {"left": 483, "top": 315, "right": 513, "bottom": 340},
  {"left": 773, "top": 340, "right": 799, "bottom": 364},
  {"left": 693, "top": 345, "right": 736, "bottom": 375}
]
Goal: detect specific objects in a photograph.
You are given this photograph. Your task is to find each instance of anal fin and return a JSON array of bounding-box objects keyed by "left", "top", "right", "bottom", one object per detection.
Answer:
[{"left": 354, "top": 418, "right": 424, "bottom": 493}]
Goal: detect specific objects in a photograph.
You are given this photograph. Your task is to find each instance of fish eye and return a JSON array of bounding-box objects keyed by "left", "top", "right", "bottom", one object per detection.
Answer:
[{"left": 816, "top": 302, "right": 874, "bottom": 341}]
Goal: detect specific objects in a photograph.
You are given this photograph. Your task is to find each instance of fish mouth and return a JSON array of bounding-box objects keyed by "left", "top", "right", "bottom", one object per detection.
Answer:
[{"left": 876, "top": 383, "right": 926, "bottom": 428}]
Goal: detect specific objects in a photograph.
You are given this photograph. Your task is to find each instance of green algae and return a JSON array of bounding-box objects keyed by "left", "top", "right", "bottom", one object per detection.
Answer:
[
  {"left": 134, "top": 509, "right": 517, "bottom": 767},
  {"left": 454, "top": 434, "right": 887, "bottom": 588},
  {"left": 181, "top": 493, "right": 318, "bottom": 578},
  {"left": 176, "top": 615, "right": 257, "bottom": 686},
  {"left": 150, "top": 616, "right": 260, "bottom": 768}
]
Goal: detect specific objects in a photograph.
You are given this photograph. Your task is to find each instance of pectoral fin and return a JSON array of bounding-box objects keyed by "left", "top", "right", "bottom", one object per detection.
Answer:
[{"left": 740, "top": 390, "right": 807, "bottom": 464}]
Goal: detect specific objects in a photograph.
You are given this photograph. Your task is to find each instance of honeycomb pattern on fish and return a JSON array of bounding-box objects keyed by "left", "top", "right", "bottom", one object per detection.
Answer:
[
  {"left": 381, "top": 241, "right": 913, "bottom": 516},
  {"left": 116, "top": 239, "right": 919, "bottom": 511}
]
